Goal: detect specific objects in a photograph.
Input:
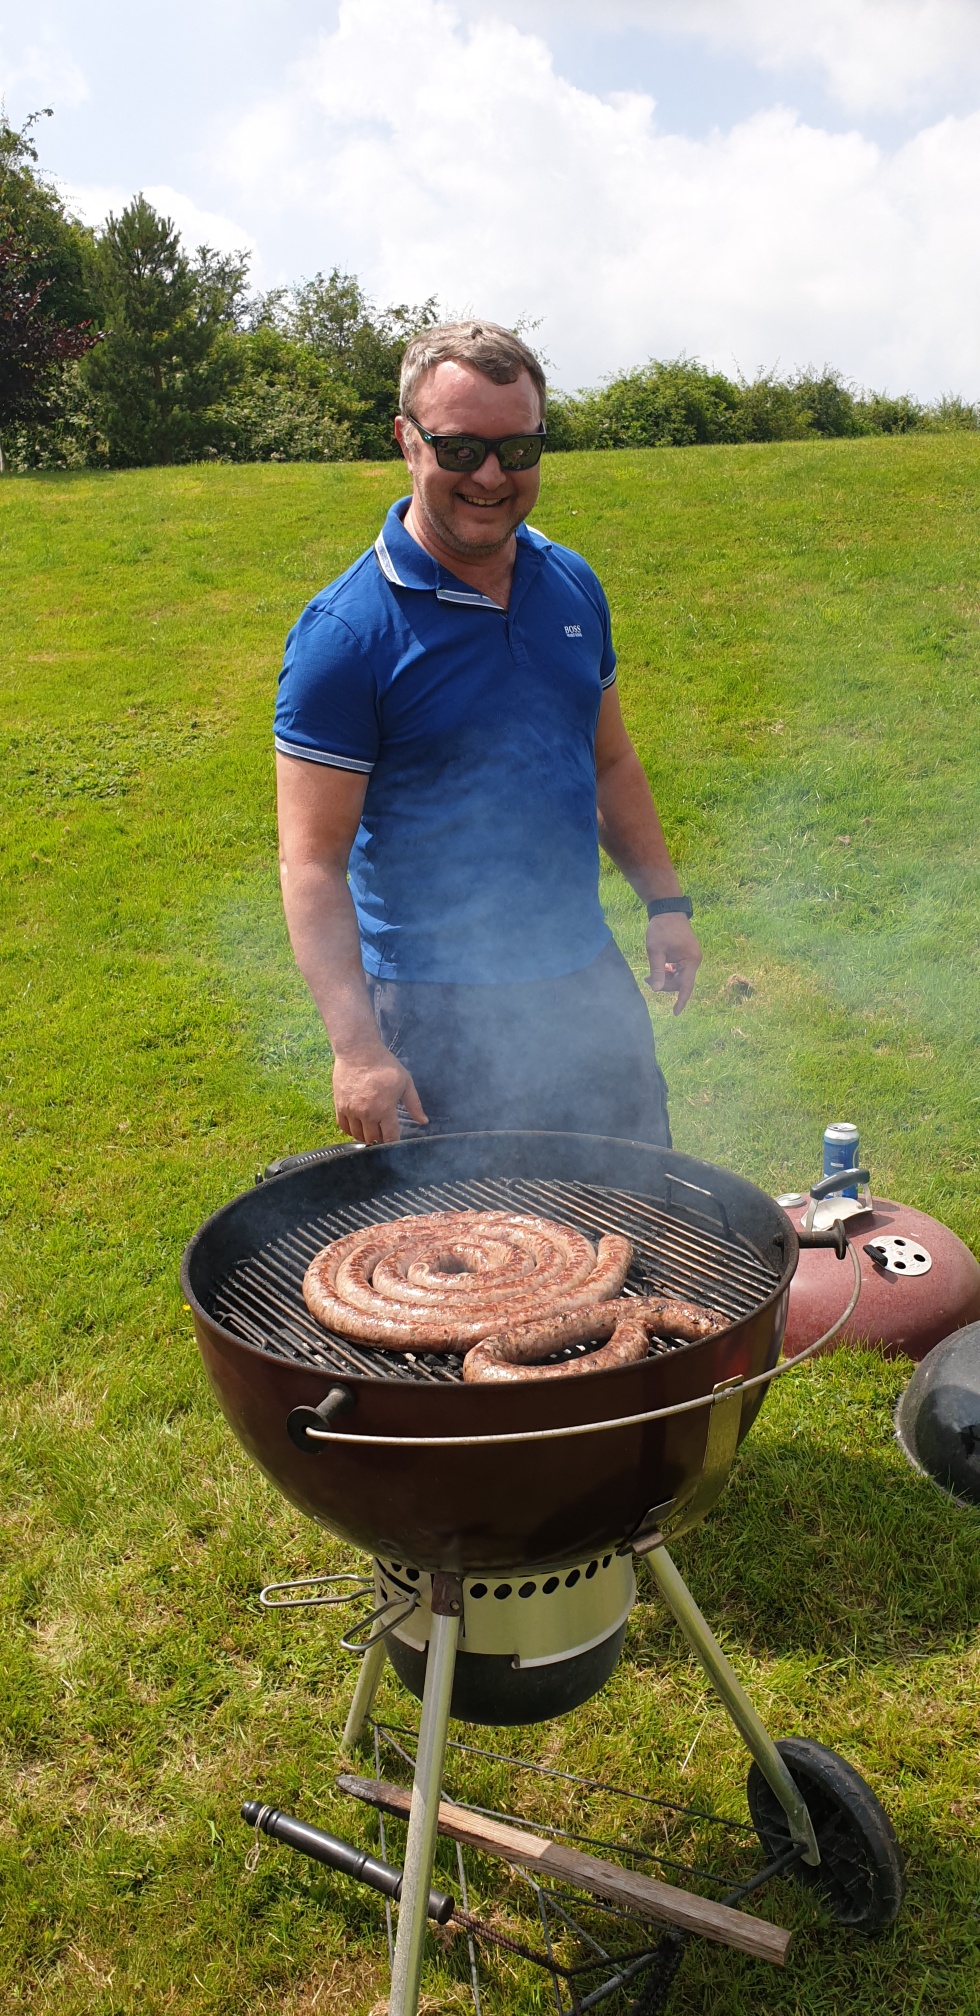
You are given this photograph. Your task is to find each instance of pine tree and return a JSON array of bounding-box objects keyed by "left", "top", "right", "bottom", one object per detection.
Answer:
[{"left": 84, "top": 196, "right": 247, "bottom": 464}]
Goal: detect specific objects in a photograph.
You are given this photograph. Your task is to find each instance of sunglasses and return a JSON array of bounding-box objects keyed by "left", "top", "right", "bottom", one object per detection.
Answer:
[{"left": 404, "top": 411, "right": 546, "bottom": 473}]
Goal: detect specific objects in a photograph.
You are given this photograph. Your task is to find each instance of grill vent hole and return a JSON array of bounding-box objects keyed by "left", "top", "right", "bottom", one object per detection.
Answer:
[
  {"left": 585, "top": 1560, "right": 598, "bottom": 1579},
  {"left": 543, "top": 1576, "right": 559, "bottom": 1594},
  {"left": 565, "top": 1569, "right": 581, "bottom": 1588},
  {"left": 518, "top": 1581, "right": 536, "bottom": 1598},
  {"left": 494, "top": 1583, "right": 513, "bottom": 1600},
  {"left": 469, "top": 1583, "right": 487, "bottom": 1599}
]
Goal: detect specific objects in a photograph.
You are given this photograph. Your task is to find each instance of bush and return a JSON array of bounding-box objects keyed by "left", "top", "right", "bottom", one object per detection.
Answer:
[
  {"left": 549, "top": 358, "right": 742, "bottom": 450},
  {"left": 734, "top": 373, "right": 811, "bottom": 442},
  {"left": 204, "top": 379, "right": 355, "bottom": 464},
  {"left": 854, "top": 391, "right": 925, "bottom": 435},
  {"left": 3, "top": 359, "right": 108, "bottom": 470},
  {"left": 925, "top": 394, "right": 980, "bottom": 431}
]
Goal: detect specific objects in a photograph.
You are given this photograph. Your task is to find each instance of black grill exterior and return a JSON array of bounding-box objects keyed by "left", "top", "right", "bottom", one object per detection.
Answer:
[{"left": 181, "top": 1134, "right": 795, "bottom": 1573}]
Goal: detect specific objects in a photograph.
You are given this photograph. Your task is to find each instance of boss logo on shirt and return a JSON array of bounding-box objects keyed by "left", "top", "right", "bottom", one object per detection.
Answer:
[{"left": 564, "top": 624, "right": 583, "bottom": 637}]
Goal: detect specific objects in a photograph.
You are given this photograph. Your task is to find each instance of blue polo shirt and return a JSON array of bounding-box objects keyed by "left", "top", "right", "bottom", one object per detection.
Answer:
[{"left": 275, "top": 498, "right": 617, "bottom": 984}]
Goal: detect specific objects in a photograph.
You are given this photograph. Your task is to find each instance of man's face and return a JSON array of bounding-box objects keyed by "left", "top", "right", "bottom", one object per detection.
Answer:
[{"left": 396, "top": 361, "right": 543, "bottom": 559}]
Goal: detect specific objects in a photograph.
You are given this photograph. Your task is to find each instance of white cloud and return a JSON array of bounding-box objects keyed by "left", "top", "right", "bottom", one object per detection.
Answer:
[
  {"left": 468, "top": 0, "right": 980, "bottom": 116},
  {"left": 142, "top": 186, "right": 257, "bottom": 263},
  {"left": 63, "top": 179, "right": 259, "bottom": 268},
  {"left": 0, "top": 26, "right": 89, "bottom": 112},
  {"left": 211, "top": 0, "right": 980, "bottom": 397}
]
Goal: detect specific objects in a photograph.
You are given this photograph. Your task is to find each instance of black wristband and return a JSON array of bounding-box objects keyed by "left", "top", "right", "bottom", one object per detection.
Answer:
[{"left": 646, "top": 895, "right": 693, "bottom": 920}]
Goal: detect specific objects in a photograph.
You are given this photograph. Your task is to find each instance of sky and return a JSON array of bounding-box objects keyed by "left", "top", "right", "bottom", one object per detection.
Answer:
[{"left": 2, "top": 0, "right": 980, "bottom": 396}]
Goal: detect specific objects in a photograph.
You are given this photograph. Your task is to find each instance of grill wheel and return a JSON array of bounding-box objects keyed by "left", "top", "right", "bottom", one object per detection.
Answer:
[{"left": 747, "top": 1737, "right": 905, "bottom": 1933}]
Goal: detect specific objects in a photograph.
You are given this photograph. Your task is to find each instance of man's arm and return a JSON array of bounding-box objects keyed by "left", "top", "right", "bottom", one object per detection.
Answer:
[
  {"left": 594, "top": 684, "right": 702, "bottom": 1013},
  {"left": 276, "top": 752, "right": 427, "bottom": 1142}
]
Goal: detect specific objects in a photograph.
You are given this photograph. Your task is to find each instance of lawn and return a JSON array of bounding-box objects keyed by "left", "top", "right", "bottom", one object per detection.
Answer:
[{"left": 0, "top": 437, "right": 978, "bottom": 2014}]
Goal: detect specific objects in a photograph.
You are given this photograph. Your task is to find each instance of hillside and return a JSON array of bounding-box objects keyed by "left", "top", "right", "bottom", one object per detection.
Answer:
[{"left": 1, "top": 437, "right": 978, "bottom": 2016}]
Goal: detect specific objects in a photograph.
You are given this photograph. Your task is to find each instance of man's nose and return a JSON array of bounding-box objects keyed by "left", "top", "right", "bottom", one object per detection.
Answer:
[{"left": 469, "top": 450, "right": 508, "bottom": 486}]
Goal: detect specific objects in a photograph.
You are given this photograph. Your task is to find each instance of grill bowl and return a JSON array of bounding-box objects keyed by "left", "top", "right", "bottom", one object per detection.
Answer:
[{"left": 182, "top": 1133, "right": 796, "bottom": 1572}]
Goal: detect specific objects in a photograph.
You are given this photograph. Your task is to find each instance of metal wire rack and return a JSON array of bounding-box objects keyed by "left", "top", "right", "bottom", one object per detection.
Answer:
[
  {"left": 209, "top": 1174, "right": 779, "bottom": 1382},
  {"left": 360, "top": 1720, "right": 798, "bottom": 2016}
]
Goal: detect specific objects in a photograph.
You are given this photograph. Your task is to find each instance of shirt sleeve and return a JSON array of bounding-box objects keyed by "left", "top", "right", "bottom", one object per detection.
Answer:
[
  {"left": 274, "top": 602, "right": 380, "bottom": 774},
  {"left": 592, "top": 577, "right": 617, "bottom": 688},
  {"left": 555, "top": 543, "right": 617, "bottom": 688}
]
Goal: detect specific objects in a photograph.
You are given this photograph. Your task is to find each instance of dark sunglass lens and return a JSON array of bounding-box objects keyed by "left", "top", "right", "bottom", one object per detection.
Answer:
[
  {"left": 498, "top": 436, "right": 543, "bottom": 470},
  {"left": 436, "top": 436, "right": 486, "bottom": 472}
]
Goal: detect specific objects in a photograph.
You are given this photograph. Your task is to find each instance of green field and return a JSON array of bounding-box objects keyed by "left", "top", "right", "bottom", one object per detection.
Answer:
[{"left": 1, "top": 438, "right": 978, "bottom": 2014}]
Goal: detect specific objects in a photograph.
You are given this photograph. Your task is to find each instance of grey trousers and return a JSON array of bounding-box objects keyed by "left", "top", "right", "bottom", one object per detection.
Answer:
[{"left": 371, "top": 939, "right": 672, "bottom": 1146}]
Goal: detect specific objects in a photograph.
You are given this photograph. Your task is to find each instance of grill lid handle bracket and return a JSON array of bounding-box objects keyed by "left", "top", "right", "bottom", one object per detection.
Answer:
[
  {"left": 287, "top": 1383, "right": 355, "bottom": 1450},
  {"left": 797, "top": 1223, "right": 849, "bottom": 1260},
  {"left": 635, "top": 1376, "right": 745, "bottom": 1549},
  {"left": 663, "top": 1172, "right": 732, "bottom": 1241}
]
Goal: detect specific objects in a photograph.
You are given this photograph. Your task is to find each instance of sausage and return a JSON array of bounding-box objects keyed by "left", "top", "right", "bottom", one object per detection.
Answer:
[
  {"left": 462, "top": 1295, "right": 729, "bottom": 1383},
  {"left": 302, "top": 1210, "right": 633, "bottom": 1351}
]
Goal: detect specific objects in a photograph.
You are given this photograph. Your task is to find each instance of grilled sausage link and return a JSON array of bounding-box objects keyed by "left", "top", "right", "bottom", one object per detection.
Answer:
[
  {"left": 462, "top": 1295, "right": 729, "bottom": 1382},
  {"left": 302, "top": 1211, "right": 633, "bottom": 1351}
]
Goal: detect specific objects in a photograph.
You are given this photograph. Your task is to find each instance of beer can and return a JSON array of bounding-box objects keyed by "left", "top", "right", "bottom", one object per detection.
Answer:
[{"left": 823, "top": 1121, "right": 860, "bottom": 1198}]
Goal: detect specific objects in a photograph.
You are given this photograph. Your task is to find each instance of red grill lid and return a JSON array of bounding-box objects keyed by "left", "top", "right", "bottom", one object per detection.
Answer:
[{"left": 782, "top": 1196, "right": 980, "bottom": 1363}]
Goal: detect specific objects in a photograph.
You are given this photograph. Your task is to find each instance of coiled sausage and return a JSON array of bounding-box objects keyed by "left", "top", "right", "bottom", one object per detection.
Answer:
[
  {"left": 302, "top": 1209, "right": 633, "bottom": 1351},
  {"left": 462, "top": 1296, "right": 728, "bottom": 1382}
]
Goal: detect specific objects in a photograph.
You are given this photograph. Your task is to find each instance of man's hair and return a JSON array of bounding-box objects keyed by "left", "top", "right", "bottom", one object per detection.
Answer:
[{"left": 399, "top": 320, "right": 547, "bottom": 421}]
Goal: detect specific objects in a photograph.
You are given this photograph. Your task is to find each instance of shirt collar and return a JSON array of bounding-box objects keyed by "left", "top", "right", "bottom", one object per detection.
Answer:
[{"left": 375, "top": 496, "right": 552, "bottom": 607}]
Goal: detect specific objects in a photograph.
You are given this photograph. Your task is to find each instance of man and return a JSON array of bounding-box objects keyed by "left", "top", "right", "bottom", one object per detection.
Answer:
[{"left": 275, "top": 320, "right": 701, "bottom": 1147}]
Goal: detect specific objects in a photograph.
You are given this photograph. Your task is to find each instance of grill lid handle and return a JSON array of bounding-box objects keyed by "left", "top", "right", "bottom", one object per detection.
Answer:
[
  {"left": 287, "top": 1384, "right": 355, "bottom": 1450},
  {"left": 809, "top": 1168, "right": 871, "bottom": 1202}
]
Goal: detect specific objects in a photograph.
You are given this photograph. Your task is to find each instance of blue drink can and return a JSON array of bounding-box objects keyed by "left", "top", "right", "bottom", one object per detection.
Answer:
[{"left": 823, "top": 1121, "right": 860, "bottom": 1198}]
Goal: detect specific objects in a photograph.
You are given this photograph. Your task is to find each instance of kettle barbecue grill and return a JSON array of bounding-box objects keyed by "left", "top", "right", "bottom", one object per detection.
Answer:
[{"left": 182, "top": 1131, "right": 904, "bottom": 2014}]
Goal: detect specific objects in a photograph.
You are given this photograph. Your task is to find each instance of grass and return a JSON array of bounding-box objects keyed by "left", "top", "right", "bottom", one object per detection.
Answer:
[{"left": 0, "top": 436, "right": 978, "bottom": 2014}]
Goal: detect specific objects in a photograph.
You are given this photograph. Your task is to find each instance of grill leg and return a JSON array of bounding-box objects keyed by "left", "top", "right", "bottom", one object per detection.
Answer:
[
  {"left": 643, "top": 1545, "right": 820, "bottom": 1866},
  {"left": 340, "top": 1633, "right": 388, "bottom": 1754},
  {"left": 388, "top": 1603, "right": 460, "bottom": 2016}
]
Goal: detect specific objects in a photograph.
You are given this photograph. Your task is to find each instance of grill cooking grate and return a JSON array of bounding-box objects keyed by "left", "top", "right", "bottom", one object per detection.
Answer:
[{"left": 208, "top": 1174, "right": 780, "bottom": 1384}]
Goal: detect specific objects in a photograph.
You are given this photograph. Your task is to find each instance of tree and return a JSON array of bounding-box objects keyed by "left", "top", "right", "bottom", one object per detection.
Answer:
[
  {"left": 0, "top": 232, "right": 101, "bottom": 466},
  {"left": 0, "top": 114, "right": 102, "bottom": 471},
  {"left": 83, "top": 195, "right": 248, "bottom": 464},
  {"left": 254, "top": 270, "right": 438, "bottom": 457},
  {"left": 0, "top": 110, "right": 101, "bottom": 328}
]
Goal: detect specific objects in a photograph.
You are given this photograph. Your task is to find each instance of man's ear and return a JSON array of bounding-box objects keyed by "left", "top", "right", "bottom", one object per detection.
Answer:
[{"left": 393, "top": 414, "right": 412, "bottom": 464}]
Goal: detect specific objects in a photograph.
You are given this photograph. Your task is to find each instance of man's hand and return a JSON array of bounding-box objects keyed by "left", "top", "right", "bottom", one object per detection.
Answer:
[
  {"left": 644, "top": 914, "right": 702, "bottom": 1015},
  {"left": 277, "top": 756, "right": 430, "bottom": 1142},
  {"left": 333, "top": 1046, "right": 428, "bottom": 1145}
]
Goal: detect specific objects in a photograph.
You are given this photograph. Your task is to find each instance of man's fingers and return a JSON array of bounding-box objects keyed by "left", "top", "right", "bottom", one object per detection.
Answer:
[
  {"left": 671, "top": 963, "right": 698, "bottom": 1015},
  {"left": 401, "top": 1074, "right": 429, "bottom": 1126},
  {"left": 645, "top": 920, "right": 702, "bottom": 1013},
  {"left": 332, "top": 1050, "right": 426, "bottom": 1145}
]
